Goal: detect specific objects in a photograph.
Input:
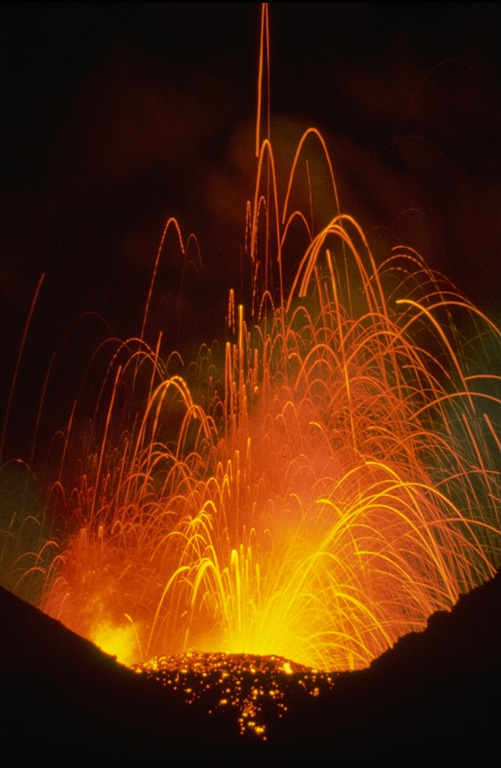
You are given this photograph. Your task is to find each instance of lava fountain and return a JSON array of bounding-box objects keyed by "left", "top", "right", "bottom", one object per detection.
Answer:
[{"left": 5, "top": 6, "right": 501, "bottom": 676}]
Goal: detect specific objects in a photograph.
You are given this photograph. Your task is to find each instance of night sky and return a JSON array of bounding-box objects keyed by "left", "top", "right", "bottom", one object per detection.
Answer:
[{"left": 1, "top": 2, "right": 500, "bottom": 461}]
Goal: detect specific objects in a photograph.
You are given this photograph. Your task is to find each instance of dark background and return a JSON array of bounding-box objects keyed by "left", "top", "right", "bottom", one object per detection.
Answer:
[
  {"left": 0, "top": 11, "right": 499, "bottom": 765},
  {"left": 1, "top": 2, "right": 500, "bottom": 461}
]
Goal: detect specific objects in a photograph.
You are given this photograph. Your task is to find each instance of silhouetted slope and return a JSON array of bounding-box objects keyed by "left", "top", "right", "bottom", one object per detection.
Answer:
[{"left": 1, "top": 571, "right": 499, "bottom": 767}]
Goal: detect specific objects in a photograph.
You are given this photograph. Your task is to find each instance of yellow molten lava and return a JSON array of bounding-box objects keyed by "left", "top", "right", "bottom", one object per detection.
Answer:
[{"left": 40, "top": 219, "right": 500, "bottom": 669}]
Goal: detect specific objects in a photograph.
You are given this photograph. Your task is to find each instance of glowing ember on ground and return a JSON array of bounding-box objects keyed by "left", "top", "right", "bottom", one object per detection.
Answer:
[{"left": 133, "top": 651, "right": 335, "bottom": 739}]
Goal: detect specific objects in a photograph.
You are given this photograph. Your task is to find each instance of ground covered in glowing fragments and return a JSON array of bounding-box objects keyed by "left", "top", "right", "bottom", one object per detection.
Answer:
[
  {"left": 133, "top": 652, "right": 335, "bottom": 739},
  {"left": 1, "top": 567, "right": 499, "bottom": 768}
]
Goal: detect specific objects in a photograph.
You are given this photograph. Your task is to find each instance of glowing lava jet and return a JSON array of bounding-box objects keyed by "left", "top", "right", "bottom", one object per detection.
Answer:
[{"left": 28, "top": 6, "right": 501, "bottom": 675}]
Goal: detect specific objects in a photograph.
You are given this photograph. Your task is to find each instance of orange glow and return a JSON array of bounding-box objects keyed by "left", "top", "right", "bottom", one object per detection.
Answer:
[
  {"left": 39, "top": 203, "right": 500, "bottom": 670},
  {"left": 90, "top": 619, "right": 138, "bottom": 668},
  {"left": 22, "top": 5, "right": 501, "bottom": 673}
]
